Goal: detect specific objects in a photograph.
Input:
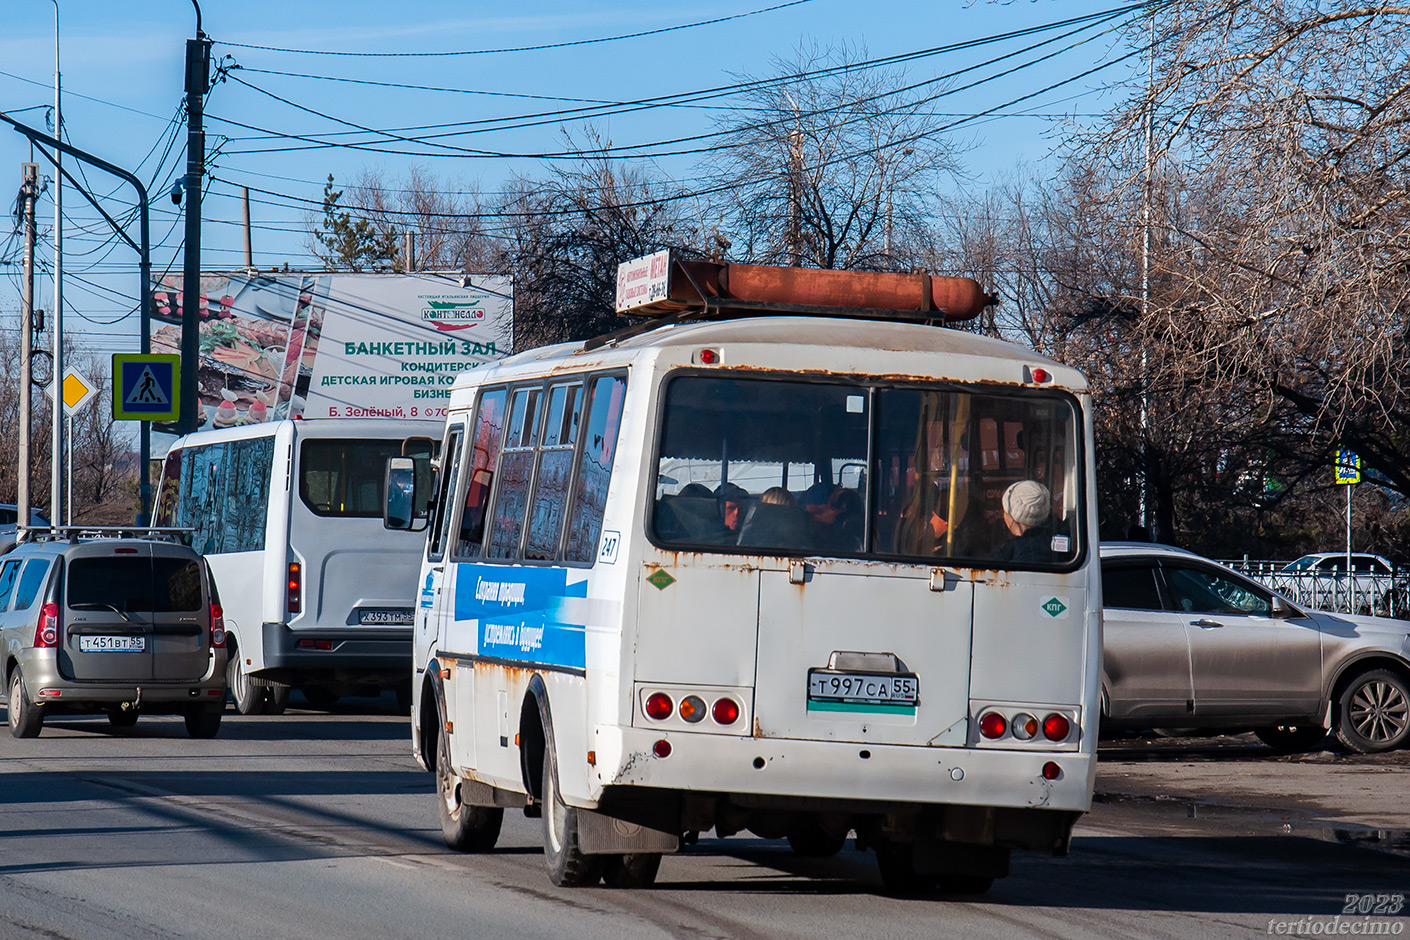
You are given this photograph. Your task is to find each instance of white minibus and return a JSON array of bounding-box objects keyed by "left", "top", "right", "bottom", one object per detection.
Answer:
[
  {"left": 156, "top": 418, "right": 439, "bottom": 713},
  {"left": 390, "top": 256, "right": 1101, "bottom": 893}
]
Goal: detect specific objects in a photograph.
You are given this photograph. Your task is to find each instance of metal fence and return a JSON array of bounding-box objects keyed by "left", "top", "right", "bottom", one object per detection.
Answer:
[{"left": 1219, "top": 558, "right": 1405, "bottom": 619}]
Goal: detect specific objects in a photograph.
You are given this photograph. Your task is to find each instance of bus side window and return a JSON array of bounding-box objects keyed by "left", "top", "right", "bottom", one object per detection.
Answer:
[
  {"left": 153, "top": 449, "right": 185, "bottom": 527},
  {"left": 524, "top": 382, "right": 582, "bottom": 561},
  {"left": 454, "top": 389, "right": 507, "bottom": 560},
  {"left": 486, "top": 387, "right": 541, "bottom": 559},
  {"left": 563, "top": 375, "right": 627, "bottom": 564},
  {"left": 427, "top": 427, "right": 465, "bottom": 562}
]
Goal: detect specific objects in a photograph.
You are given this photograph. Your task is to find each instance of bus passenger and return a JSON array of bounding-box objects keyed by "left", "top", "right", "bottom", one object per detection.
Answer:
[
  {"left": 994, "top": 480, "right": 1053, "bottom": 562},
  {"left": 759, "top": 486, "right": 796, "bottom": 506},
  {"left": 714, "top": 482, "right": 749, "bottom": 539}
]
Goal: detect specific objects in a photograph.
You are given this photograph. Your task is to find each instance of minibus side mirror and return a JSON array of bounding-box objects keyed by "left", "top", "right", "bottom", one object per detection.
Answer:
[{"left": 384, "top": 457, "right": 421, "bottom": 531}]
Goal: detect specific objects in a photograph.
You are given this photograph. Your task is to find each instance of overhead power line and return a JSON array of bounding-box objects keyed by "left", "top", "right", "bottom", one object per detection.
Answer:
[{"left": 215, "top": 0, "right": 816, "bottom": 57}]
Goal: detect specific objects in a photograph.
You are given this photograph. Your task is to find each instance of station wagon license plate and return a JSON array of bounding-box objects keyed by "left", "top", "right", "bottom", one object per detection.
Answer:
[
  {"left": 79, "top": 635, "right": 146, "bottom": 653},
  {"left": 807, "top": 670, "right": 919, "bottom": 706},
  {"left": 358, "top": 608, "right": 414, "bottom": 625}
]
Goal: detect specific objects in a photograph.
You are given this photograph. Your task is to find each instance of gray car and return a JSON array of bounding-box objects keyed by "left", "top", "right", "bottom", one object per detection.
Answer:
[
  {"left": 0, "top": 529, "right": 228, "bottom": 738},
  {"left": 1100, "top": 543, "right": 1410, "bottom": 753}
]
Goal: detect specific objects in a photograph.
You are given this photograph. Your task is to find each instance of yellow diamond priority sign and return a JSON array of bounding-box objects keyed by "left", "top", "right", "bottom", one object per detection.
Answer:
[{"left": 43, "top": 367, "right": 98, "bottom": 416}]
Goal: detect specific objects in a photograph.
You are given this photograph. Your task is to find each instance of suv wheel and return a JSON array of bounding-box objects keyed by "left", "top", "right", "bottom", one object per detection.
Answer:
[
  {"left": 7, "top": 670, "right": 43, "bottom": 739},
  {"left": 185, "top": 704, "right": 223, "bottom": 739},
  {"left": 1335, "top": 669, "right": 1410, "bottom": 753}
]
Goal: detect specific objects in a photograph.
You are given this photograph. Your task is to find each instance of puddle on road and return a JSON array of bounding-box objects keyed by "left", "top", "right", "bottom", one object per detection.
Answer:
[{"left": 1093, "top": 791, "right": 1410, "bottom": 859}]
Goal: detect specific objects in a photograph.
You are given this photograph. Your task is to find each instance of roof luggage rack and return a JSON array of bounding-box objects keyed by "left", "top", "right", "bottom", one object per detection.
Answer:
[
  {"left": 18, "top": 525, "right": 194, "bottom": 545},
  {"left": 586, "top": 251, "right": 998, "bottom": 351}
]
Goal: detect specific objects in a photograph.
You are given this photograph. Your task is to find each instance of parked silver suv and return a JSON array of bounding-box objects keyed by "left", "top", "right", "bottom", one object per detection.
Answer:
[
  {"left": 0, "top": 528, "right": 228, "bottom": 738},
  {"left": 1101, "top": 543, "right": 1410, "bottom": 754}
]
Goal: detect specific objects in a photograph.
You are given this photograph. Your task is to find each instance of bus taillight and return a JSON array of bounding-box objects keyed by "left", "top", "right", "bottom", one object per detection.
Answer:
[
  {"left": 679, "top": 695, "right": 706, "bottom": 723},
  {"left": 1042, "top": 714, "right": 1070, "bottom": 741},
  {"left": 711, "top": 697, "right": 740, "bottom": 726},
  {"left": 978, "top": 711, "right": 1007, "bottom": 739},
  {"left": 287, "top": 563, "right": 302, "bottom": 614},
  {"left": 644, "top": 692, "right": 673, "bottom": 720}
]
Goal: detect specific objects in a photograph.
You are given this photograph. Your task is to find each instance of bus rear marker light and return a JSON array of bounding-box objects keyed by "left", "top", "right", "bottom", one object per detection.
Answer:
[
  {"left": 652, "top": 739, "right": 672, "bottom": 758},
  {"left": 979, "top": 711, "right": 1007, "bottom": 739},
  {"left": 1042, "top": 762, "right": 1062, "bottom": 780},
  {"left": 1043, "top": 714, "right": 1070, "bottom": 741}
]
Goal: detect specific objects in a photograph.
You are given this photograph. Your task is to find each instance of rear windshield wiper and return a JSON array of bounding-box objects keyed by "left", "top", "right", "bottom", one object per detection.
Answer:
[{"left": 69, "top": 602, "right": 134, "bottom": 623}]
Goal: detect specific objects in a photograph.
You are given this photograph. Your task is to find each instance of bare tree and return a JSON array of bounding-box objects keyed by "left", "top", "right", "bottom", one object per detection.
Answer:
[{"left": 706, "top": 42, "right": 966, "bottom": 270}]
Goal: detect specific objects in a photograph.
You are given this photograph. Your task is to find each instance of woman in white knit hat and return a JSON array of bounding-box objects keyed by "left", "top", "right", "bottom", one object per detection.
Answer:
[{"left": 994, "top": 479, "right": 1053, "bottom": 562}]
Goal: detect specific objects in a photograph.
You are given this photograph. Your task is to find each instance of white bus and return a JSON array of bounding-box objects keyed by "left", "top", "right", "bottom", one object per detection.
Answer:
[
  {"left": 391, "top": 257, "right": 1100, "bottom": 892},
  {"left": 155, "top": 418, "right": 440, "bottom": 713}
]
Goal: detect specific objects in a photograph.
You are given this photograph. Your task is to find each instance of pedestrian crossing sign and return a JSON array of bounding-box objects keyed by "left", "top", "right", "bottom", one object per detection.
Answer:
[{"left": 112, "top": 354, "right": 180, "bottom": 422}]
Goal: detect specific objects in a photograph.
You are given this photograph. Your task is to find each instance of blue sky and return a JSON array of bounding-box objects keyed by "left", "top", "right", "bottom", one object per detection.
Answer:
[{"left": 0, "top": 0, "right": 1143, "bottom": 354}]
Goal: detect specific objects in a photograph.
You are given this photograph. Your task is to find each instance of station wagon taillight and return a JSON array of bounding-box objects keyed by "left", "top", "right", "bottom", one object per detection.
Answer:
[
  {"left": 210, "top": 603, "right": 227, "bottom": 648},
  {"left": 287, "top": 562, "right": 302, "bottom": 614},
  {"left": 34, "top": 603, "right": 59, "bottom": 648}
]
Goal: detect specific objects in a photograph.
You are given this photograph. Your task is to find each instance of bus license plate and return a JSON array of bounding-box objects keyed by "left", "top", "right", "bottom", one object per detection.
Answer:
[
  {"left": 807, "top": 671, "right": 919, "bottom": 706},
  {"left": 79, "top": 635, "right": 146, "bottom": 653},
  {"left": 358, "top": 609, "right": 414, "bottom": 625}
]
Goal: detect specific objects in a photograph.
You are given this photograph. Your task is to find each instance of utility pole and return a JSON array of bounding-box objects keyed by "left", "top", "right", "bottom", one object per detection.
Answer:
[
  {"left": 18, "top": 162, "right": 38, "bottom": 529},
  {"left": 50, "top": 2, "right": 64, "bottom": 528},
  {"left": 179, "top": 9, "right": 211, "bottom": 434},
  {"left": 403, "top": 232, "right": 415, "bottom": 272},
  {"left": 242, "top": 186, "right": 253, "bottom": 269}
]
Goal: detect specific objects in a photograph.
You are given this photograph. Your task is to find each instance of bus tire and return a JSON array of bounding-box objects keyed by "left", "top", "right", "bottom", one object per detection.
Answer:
[
  {"left": 8, "top": 669, "right": 43, "bottom": 739},
  {"left": 541, "top": 748, "right": 603, "bottom": 887},
  {"left": 602, "top": 853, "right": 662, "bottom": 888},
  {"left": 786, "top": 822, "right": 848, "bottom": 857},
  {"left": 437, "top": 732, "right": 503, "bottom": 851},
  {"left": 264, "top": 685, "right": 289, "bottom": 716},
  {"left": 226, "top": 647, "right": 266, "bottom": 716},
  {"left": 874, "top": 839, "right": 937, "bottom": 896}
]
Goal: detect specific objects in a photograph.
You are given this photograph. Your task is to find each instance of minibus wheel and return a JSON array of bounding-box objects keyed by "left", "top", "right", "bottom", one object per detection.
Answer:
[
  {"left": 874, "top": 838, "right": 937, "bottom": 896},
  {"left": 264, "top": 686, "right": 289, "bottom": 716},
  {"left": 437, "top": 730, "right": 502, "bottom": 851},
  {"left": 226, "top": 644, "right": 266, "bottom": 716},
  {"left": 602, "top": 853, "right": 661, "bottom": 888},
  {"left": 541, "top": 748, "right": 603, "bottom": 886}
]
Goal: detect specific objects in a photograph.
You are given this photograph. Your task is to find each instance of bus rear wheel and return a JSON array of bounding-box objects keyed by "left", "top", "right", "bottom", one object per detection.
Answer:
[
  {"left": 602, "top": 853, "right": 661, "bottom": 888},
  {"left": 437, "top": 732, "right": 502, "bottom": 852},
  {"left": 874, "top": 839, "right": 937, "bottom": 896},
  {"left": 541, "top": 748, "right": 602, "bottom": 887}
]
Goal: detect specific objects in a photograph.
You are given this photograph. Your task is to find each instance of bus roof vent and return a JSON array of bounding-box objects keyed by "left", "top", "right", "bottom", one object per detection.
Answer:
[{"left": 591, "top": 251, "right": 998, "bottom": 350}]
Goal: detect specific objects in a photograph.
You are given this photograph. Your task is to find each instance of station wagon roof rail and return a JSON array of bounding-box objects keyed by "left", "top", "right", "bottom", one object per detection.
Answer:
[
  {"left": 17, "top": 525, "right": 195, "bottom": 545},
  {"left": 587, "top": 252, "right": 999, "bottom": 351}
]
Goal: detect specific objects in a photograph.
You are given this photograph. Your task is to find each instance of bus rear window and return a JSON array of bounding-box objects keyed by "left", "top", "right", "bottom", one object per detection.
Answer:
[
  {"left": 652, "top": 375, "right": 1082, "bottom": 568},
  {"left": 300, "top": 439, "right": 432, "bottom": 517}
]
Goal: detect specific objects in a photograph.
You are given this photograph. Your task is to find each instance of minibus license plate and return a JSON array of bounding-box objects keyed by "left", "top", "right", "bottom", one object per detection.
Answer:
[
  {"left": 807, "top": 671, "right": 918, "bottom": 705},
  {"left": 79, "top": 635, "right": 146, "bottom": 653},
  {"left": 358, "top": 609, "right": 414, "bottom": 625}
]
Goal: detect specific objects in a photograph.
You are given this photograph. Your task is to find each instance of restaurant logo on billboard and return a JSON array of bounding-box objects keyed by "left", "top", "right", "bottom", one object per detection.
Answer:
[{"left": 421, "top": 299, "right": 487, "bottom": 331}]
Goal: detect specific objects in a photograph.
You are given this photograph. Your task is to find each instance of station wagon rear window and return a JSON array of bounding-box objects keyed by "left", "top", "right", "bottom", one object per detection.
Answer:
[
  {"left": 651, "top": 374, "right": 1083, "bottom": 568},
  {"left": 68, "top": 558, "right": 204, "bottom": 613}
]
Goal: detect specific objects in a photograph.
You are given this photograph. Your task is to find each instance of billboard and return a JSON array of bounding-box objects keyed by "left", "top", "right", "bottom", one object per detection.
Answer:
[{"left": 150, "top": 272, "right": 512, "bottom": 429}]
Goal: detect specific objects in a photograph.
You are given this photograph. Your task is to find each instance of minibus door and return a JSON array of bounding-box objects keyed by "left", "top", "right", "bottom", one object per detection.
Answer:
[{"left": 754, "top": 566, "right": 973, "bottom": 747}]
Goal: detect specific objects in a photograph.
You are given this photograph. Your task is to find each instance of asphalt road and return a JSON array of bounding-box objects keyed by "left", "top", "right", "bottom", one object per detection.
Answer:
[{"left": 1, "top": 699, "right": 1406, "bottom": 940}]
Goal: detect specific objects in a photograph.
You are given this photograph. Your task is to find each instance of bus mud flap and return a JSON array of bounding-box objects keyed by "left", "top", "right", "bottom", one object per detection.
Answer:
[{"left": 577, "top": 810, "right": 680, "bottom": 856}]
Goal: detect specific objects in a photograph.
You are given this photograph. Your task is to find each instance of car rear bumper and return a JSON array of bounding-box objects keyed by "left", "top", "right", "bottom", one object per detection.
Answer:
[
  {"left": 8, "top": 649, "right": 226, "bottom": 706},
  {"left": 589, "top": 725, "right": 1095, "bottom": 814}
]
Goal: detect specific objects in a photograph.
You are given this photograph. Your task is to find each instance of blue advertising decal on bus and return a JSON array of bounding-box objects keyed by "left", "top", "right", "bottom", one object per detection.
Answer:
[{"left": 454, "top": 564, "right": 588, "bottom": 670}]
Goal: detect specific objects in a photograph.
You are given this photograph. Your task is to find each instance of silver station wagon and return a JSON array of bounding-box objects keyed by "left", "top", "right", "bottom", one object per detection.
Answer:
[
  {"left": 0, "top": 529, "right": 228, "bottom": 738},
  {"left": 1100, "top": 543, "right": 1410, "bottom": 753}
]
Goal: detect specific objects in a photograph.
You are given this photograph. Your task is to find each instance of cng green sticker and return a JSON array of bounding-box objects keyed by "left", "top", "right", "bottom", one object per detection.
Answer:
[
  {"left": 646, "top": 570, "right": 676, "bottom": 591},
  {"left": 1041, "top": 596, "right": 1070, "bottom": 619}
]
